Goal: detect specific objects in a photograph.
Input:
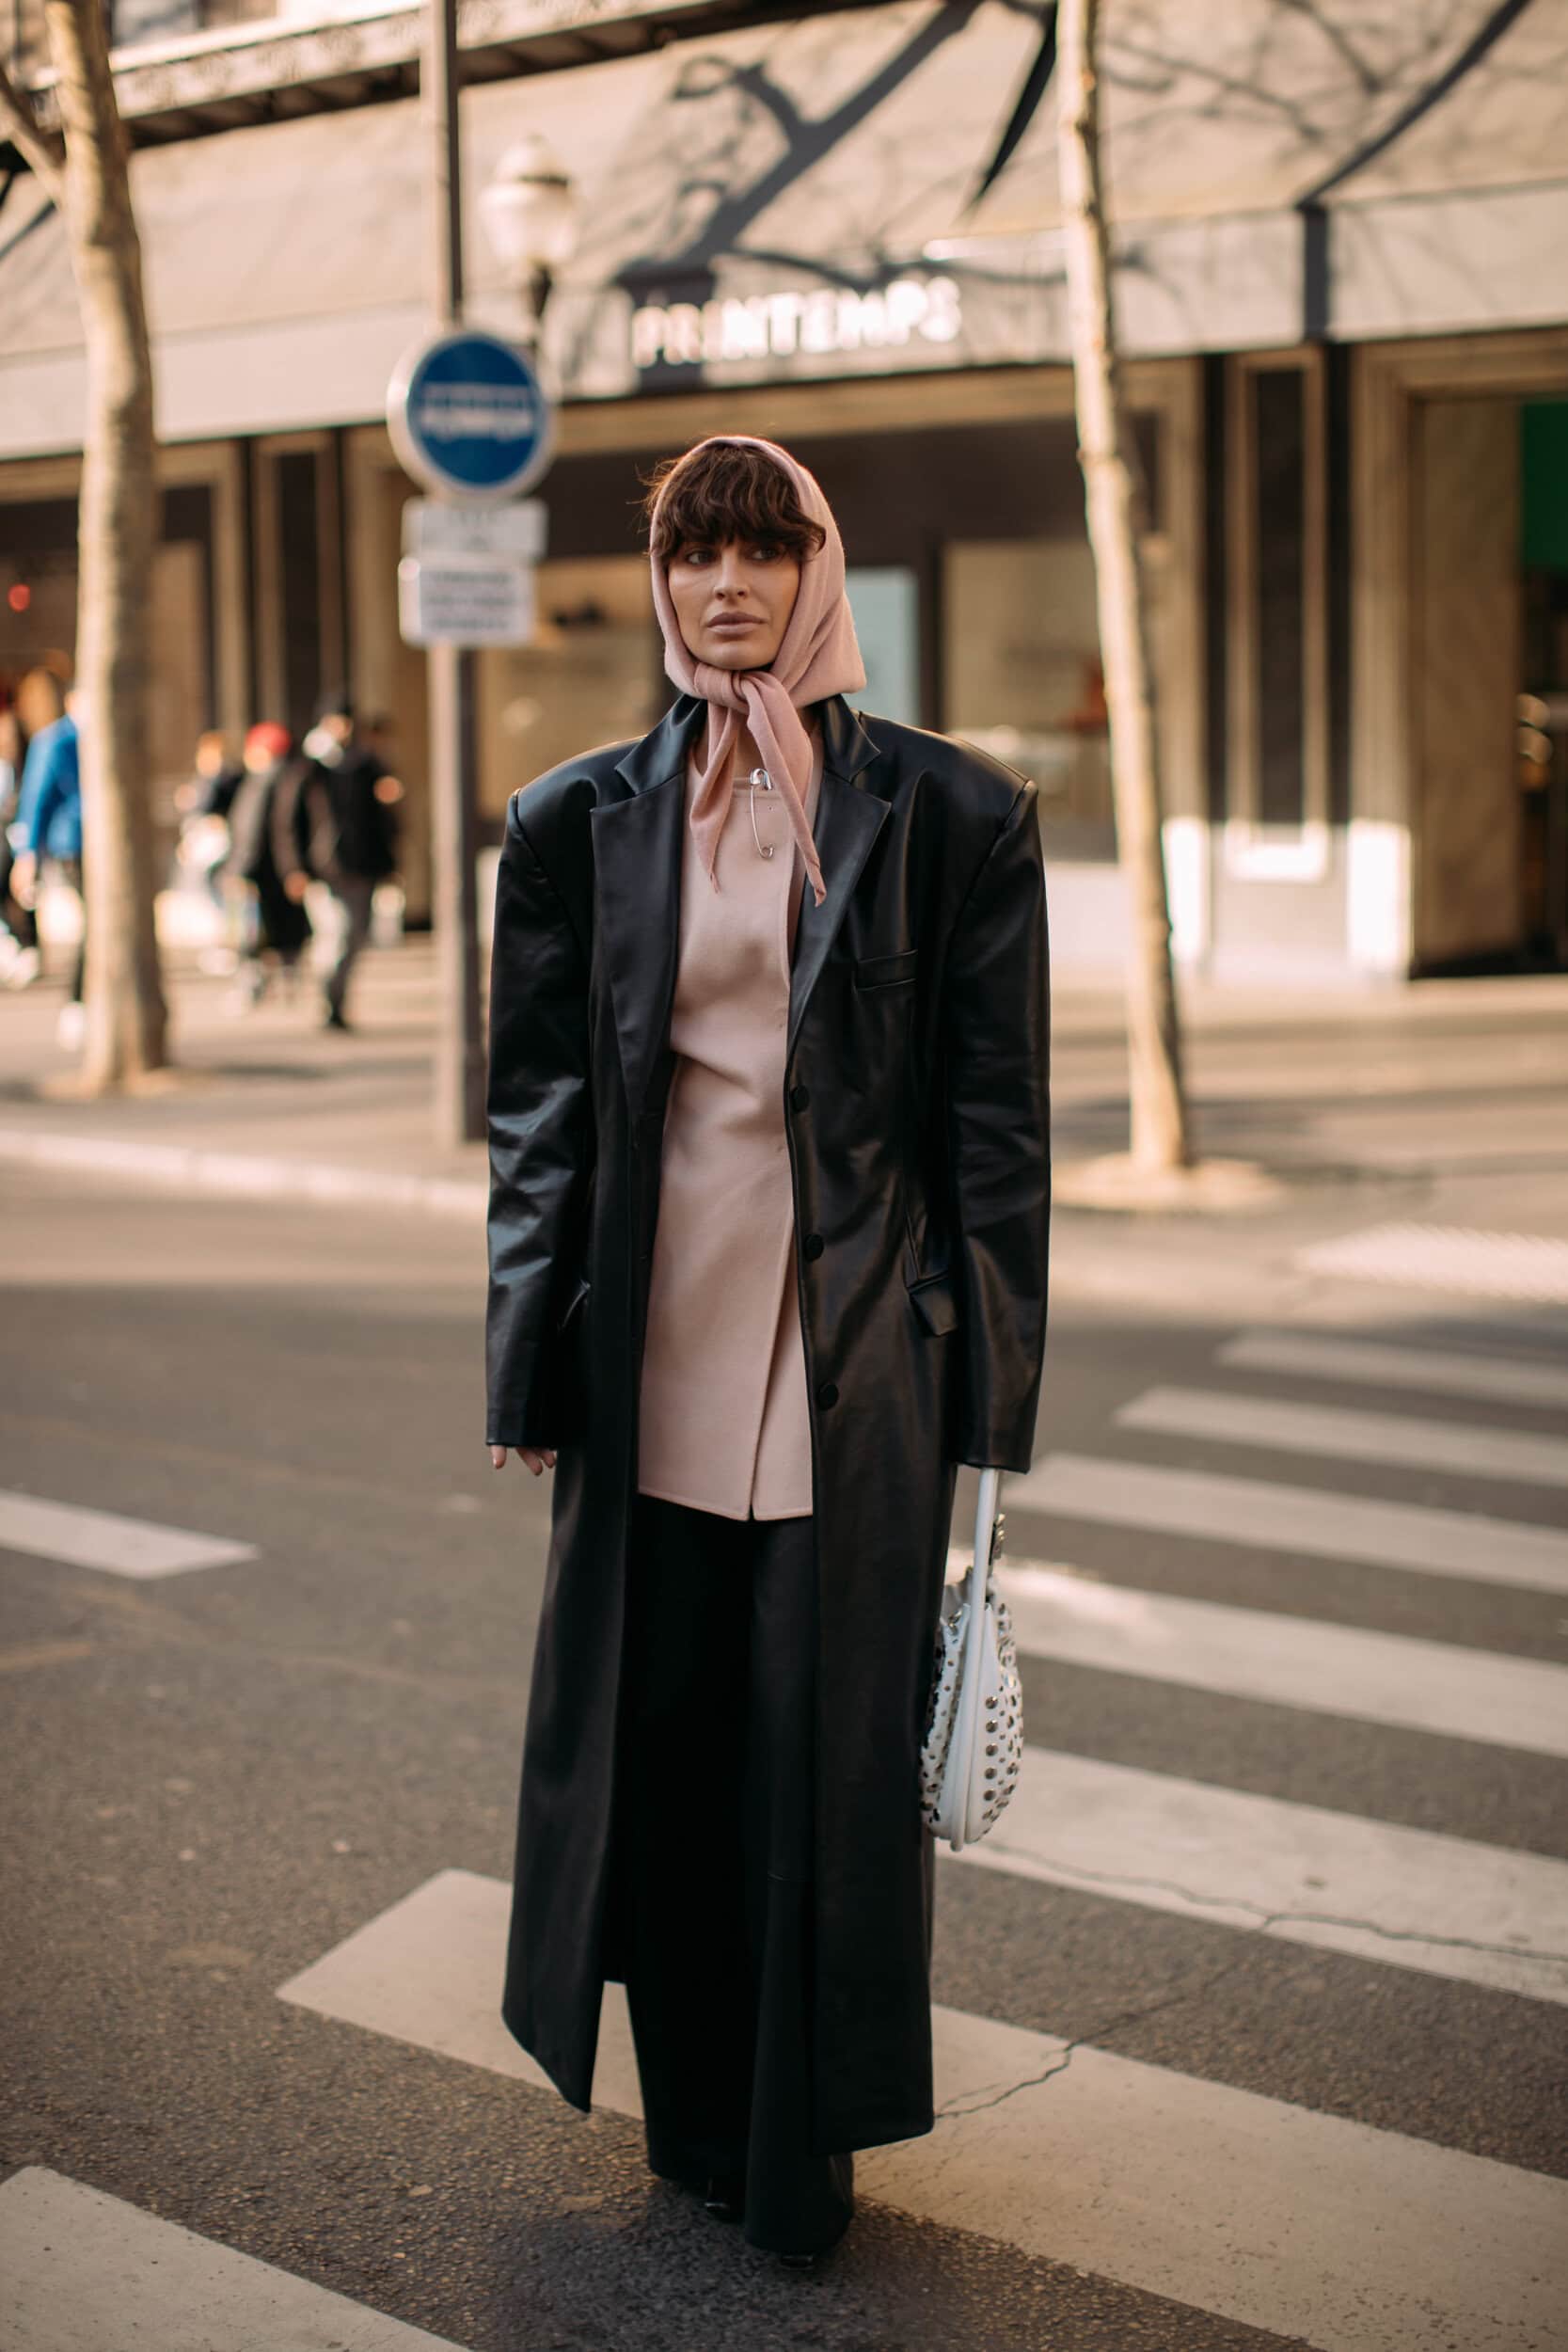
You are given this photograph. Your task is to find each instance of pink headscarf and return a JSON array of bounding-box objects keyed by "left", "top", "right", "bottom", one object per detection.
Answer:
[{"left": 650, "top": 435, "right": 865, "bottom": 908}]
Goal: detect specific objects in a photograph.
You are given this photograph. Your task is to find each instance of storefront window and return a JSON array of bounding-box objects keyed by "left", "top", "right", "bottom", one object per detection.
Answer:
[
  {"left": 846, "top": 566, "right": 919, "bottom": 723},
  {"left": 476, "top": 556, "right": 663, "bottom": 818},
  {"left": 0, "top": 487, "right": 215, "bottom": 812},
  {"left": 943, "top": 538, "right": 1115, "bottom": 861},
  {"left": 1225, "top": 349, "right": 1327, "bottom": 843}
]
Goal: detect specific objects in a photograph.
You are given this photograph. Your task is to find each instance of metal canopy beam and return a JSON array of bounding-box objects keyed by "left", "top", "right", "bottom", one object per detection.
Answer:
[{"left": 13, "top": 0, "right": 877, "bottom": 157}]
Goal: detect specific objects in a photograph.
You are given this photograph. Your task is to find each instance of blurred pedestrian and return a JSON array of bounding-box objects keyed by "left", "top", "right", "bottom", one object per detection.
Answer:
[
  {"left": 223, "top": 722, "right": 311, "bottom": 1010},
  {"left": 11, "top": 683, "right": 85, "bottom": 1049},
  {"left": 173, "top": 729, "right": 246, "bottom": 974},
  {"left": 484, "top": 437, "right": 1050, "bottom": 2264},
  {"left": 0, "top": 703, "right": 42, "bottom": 987},
  {"left": 0, "top": 668, "right": 66, "bottom": 992},
  {"left": 179, "top": 728, "right": 245, "bottom": 826},
  {"left": 280, "top": 691, "right": 402, "bottom": 1031}
]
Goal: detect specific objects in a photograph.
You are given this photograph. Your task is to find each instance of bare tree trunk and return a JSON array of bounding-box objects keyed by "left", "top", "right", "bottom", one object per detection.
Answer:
[
  {"left": 1056, "top": 0, "right": 1188, "bottom": 1170},
  {"left": 43, "top": 0, "right": 167, "bottom": 1087}
]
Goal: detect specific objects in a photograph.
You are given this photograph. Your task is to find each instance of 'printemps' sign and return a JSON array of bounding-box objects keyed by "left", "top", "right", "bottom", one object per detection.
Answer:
[{"left": 631, "top": 274, "right": 963, "bottom": 372}]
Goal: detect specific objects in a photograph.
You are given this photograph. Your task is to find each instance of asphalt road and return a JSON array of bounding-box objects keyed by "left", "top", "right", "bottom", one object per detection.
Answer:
[{"left": 2, "top": 1164, "right": 1565, "bottom": 2351}]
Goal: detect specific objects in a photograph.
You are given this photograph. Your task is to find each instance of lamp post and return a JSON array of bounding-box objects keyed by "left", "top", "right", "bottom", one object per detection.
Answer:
[
  {"left": 420, "top": 69, "right": 580, "bottom": 1152},
  {"left": 422, "top": 0, "right": 484, "bottom": 1149},
  {"left": 419, "top": 56, "right": 575, "bottom": 1148},
  {"left": 480, "top": 134, "right": 578, "bottom": 351}
]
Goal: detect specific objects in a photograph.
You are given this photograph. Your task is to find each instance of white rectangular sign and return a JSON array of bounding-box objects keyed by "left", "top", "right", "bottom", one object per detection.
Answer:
[
  {"left": 398, "top": 555, "right": 535, "bottom": 648},
  {"left": 403, "top": 498, "right": 547, "bottom": 562}
]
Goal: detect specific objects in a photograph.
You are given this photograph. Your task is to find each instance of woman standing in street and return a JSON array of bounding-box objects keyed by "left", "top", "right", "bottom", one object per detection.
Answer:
[
  {"left": 223, "top": 723, "right": 313, "bottom": 1009},
  {"left": 485, "top": 436, "right": 1050, "bottom": 2263}
]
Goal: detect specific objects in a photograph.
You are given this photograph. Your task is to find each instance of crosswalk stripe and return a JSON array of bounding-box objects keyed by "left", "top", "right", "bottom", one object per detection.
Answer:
[
  {"left": 0, "top": 2168, "right": 468, "bottom": 2351},
  {"left": 1002, "top": 1452, "right": 1568, "bottom": 1596},
  {"left": 279, "top": 1870, "right": 1568, "bottom": 2352},
  {"left": 1217, "top": 1327, "right": 1568, "bottom": 1411},
  {"left": 1116, "top": 1386, "right": 1568, "bottom": 1489},
  {"left": 996, "top": 1562, "right": 1568, "bottom": 1758},
  {"left": 278, "top": 1868, "right": 632, "bottom": 2102},
  {"left": 957, "top": 1746, "right": 1568, "bottom": 2004},
  {"left": 0, "top": 1488, "right": 258, "bottom": 1580},
  {"left": 1294, "top": 1222, "right": 1568, "bottom": 1304}
]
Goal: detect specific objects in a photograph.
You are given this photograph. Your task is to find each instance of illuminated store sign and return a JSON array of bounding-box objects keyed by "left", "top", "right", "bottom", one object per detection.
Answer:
[{"left": 631, "top": 275, "right": 963, "bottom": 371}]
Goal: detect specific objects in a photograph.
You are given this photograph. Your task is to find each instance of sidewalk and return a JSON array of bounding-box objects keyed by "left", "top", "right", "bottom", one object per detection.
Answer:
[
  {"left": 0, "top": 938, "right": 485, "bottom": 1206},
  {"left": 3, "top": 934, "right": 1566, "bottom": 1311}
]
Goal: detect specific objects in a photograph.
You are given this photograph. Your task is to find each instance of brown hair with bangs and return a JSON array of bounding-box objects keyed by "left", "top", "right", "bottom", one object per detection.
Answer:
[{"left": 641, "top": 440, "right": 826, "bottom": 565}]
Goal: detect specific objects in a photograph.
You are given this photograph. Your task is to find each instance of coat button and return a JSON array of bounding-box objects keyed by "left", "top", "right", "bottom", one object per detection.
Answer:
[
  {"left": 789, "top": 1083, "right": 810, "bottom": 1111},
  {"left": 802, "top": 1232, "right": 824, "bottom": 1261},
  {"left": 816, "top": 1380, "right": 839, "bottom": 1409}
]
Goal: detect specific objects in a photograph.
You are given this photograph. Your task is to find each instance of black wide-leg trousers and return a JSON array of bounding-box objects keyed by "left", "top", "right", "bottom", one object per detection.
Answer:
[{"left": 609, "top": 1493, "right": 855, "bottom": 2256}]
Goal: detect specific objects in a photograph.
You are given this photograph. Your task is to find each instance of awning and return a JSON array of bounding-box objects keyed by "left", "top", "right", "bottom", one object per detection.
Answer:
[{"left": 3, "top": 0, "right": 1565, "bottom": 460}]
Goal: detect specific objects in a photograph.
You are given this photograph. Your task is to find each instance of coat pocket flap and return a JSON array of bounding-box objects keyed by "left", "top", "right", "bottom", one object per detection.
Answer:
[
  {"left": 908, "top": 1268, "right": 959, "bottom": 1337},
  {"left": 854, "top": 946, "right": 918, "bottom": 992}
]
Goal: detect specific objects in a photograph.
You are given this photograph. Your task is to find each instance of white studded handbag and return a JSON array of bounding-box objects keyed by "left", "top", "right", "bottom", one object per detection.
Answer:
[{"left": 919, "top": 1469, "right": 1023, "bottom": 1853}]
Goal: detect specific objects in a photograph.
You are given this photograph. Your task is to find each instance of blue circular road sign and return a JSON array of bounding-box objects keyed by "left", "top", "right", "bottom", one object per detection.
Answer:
[{"left": 388, "top": 329, "right": 553, "bottom": 502}]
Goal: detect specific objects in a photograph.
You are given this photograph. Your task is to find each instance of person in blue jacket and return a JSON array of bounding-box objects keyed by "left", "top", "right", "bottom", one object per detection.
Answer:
[{"left": 12, "top": 693, "right": 86, "bottom": 1045}]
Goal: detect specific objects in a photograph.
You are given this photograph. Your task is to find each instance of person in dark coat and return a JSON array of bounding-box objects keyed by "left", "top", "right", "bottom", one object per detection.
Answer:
[
  {"left": 277, "top": 692, "right": 402, "bottom": 1031},
  {"left": 221, "top": 722, "right": 312, "bottom": 1007},
  {"left": 485, "top": 437, "right": 1050, "bottom": 2264}
]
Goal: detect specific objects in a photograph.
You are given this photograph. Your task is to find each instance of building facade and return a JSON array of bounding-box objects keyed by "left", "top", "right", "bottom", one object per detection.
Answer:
[{"left": 2, "top": 0, "right": 1566, "bottom": 979}]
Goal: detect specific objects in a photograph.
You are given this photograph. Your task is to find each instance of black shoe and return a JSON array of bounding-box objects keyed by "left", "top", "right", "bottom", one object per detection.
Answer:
[
  {"left": 703, "top": 2174, "right": 746, "bottom": 2223},
  {"left": 323, "top": 1004, "right": 352, "bottom": 1032}
]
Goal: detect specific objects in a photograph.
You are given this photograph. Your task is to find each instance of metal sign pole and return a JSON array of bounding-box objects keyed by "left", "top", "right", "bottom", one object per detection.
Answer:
[{"left": 425, "top": 0, "right": 484, "bottom": 1147}]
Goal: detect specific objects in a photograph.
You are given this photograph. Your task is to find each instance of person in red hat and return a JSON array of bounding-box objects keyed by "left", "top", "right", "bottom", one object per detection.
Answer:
[{"left": 223, "top": 722, "right": 312, "bottom": 1010}]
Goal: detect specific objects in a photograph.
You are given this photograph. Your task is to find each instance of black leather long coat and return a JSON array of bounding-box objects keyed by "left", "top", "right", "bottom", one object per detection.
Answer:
[{"left": 485, "top": 691, "right": 1050, "bottom": 2154}]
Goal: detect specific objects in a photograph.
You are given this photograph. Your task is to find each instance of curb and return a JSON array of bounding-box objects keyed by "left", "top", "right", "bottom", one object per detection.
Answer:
[
  {"left": 0, "top": 1127, "right": 485, "bottom": 1219},
  {"left": 0, "top": 1123, "right": 1310, "bottom": 1318}
]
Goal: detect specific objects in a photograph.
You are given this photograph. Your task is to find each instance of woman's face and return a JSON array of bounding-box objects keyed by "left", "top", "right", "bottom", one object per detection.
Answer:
[{"left": 666, "top": 535, "right": 801, "bottom": 672}]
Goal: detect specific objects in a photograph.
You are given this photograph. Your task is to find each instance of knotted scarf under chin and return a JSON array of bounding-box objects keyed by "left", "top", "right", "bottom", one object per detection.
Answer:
[{"left": 650, "top": 435, "right": 865, "bottom": 911}]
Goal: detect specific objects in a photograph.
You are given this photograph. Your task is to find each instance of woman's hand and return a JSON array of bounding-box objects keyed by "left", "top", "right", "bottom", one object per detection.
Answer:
[{"left": 490, "top": 1445, "right": 557, "bottom": 1476}]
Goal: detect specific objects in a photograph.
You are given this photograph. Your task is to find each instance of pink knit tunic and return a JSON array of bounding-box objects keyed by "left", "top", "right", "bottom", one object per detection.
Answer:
[{"left": 635, "top": 732, "right": 824, "bottom": 1521}]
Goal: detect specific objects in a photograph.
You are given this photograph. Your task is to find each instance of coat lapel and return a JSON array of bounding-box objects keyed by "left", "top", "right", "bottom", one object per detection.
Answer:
[
  {"left": 788, "top": 698, "right": 887, "bottom": 1057},
  {"left": 591, "top": 699, "right": 701, "bottom": 1117}
]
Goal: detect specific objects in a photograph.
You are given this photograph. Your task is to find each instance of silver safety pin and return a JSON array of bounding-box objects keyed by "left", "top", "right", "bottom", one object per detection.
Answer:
[{"left": 747, "top": 766, "right": 776, "bottom": 858}]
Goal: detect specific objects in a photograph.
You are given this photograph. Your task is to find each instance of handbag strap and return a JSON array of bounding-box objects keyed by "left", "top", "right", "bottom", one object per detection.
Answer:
[{"left": 964, "top": 1466, "right": 1005, "bottom": 1705}]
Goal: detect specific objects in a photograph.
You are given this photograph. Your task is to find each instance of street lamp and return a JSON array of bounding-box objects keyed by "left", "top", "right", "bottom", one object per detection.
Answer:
[{"left": 480, "top": 135, "right": 578, "bottom": 347}]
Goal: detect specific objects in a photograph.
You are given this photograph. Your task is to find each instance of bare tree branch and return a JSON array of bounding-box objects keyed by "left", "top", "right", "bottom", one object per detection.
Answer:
[
  {"left": 1272, "top": 0, "right": 1381, "bottom": 97},
  {"left": 0, "top": 56, "right": 67, "bottom": 204},
  {"left": 1298, "top": 0, "right": 1537, "bottom": 205},
  {"left": 615, "top": 3, "right": 979, "bottom": 291}
]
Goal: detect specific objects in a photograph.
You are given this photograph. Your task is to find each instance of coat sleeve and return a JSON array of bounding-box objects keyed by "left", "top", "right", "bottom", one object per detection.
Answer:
[
  {"left": 268, "top": 761, "right": 307, "bottom": 879},
  {"left": 485, "top": 791, "right": 593, "bottom": 1450},
  {"left": 21, "top": 732, "right": 62, "bottom": 859},
  {"left": 942, "top": 783, "right": 1051, "bottom": 1471}
]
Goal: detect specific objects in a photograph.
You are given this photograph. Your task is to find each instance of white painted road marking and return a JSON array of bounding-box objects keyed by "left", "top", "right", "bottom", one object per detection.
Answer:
[
  {"left": 280, "top": 1867, "right": 642, "bottom": 2107},
  {"left": 0, "top": 1488, "right": 258, "bottom": 1580},
  {"left": 1294, "top": 1223, "right": 1568, "bottom": 1303},
  {"left": 997, "top": 1562, "right": 1568, "bottom": 1758},
  {"left": 1218, "top": 1327, "right": 1568, "bottom": 1412},
  {"left": 0, "top": 2168, "right": 469, "bottom": 2351},
  {"left": 1117, "top": 1386, "right": 1568, "bottom": 1490},
  {"left": 1005, "top": 1451, "right": 1568, "bottom": 1596},
  {"left": 279, "top": 1870, "right": 1568, "bottom": 2352},
  {"left": 958, "top": 1746, "right": 1568, "bottom": 2004}
]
